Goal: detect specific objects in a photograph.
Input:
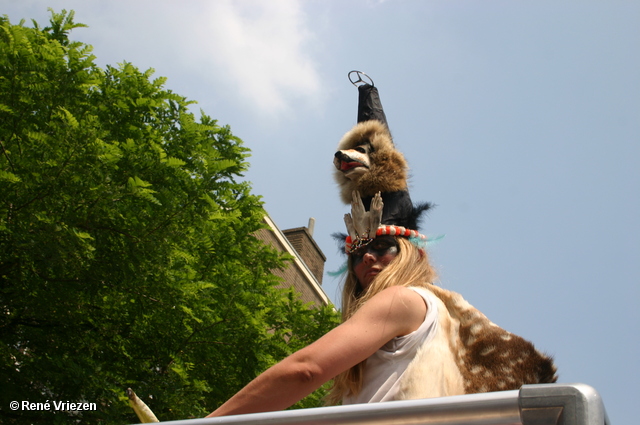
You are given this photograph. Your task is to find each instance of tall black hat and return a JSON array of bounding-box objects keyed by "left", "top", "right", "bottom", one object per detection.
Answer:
[
  {"left": 338, "top": 72, "right": 432, "bottom": 254},
  {"left": 349, "top": 71, "right": 389, "bottom": 128}
]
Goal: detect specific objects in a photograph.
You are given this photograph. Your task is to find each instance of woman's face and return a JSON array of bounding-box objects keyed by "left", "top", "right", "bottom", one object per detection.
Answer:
[{"left": 352, "top": 236, "right": 399, "bottom": 290}]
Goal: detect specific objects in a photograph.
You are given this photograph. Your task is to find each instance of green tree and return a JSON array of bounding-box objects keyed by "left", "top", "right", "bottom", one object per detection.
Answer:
[{"left": 0, "top": 10, "right": 339, "bottom": 424}]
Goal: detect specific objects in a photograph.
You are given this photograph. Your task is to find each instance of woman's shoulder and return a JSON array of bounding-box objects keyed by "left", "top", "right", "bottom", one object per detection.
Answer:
[
  {"left": 375, "top": 285, "right": 425, "bottom": 302},
  {"left": 366, "top": 286, "right": 427, "bottom": 336},
  {"left": 362, "top": 286, "right": 430, "bottom": 317},
  {"left": 405, "top": 285, "right": 436, "bottom": 299}
]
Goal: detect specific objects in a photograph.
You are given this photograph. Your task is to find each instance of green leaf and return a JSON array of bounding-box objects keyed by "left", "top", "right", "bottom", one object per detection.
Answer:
[
  {"left": 57, "top": 106, "right": 79, "bottom": 128},
  {"left": 162, "top": 156, "right": 187, "bottom": 168},
  {"left": 0, "top": 169, "right": 21, "bottom": 183}
]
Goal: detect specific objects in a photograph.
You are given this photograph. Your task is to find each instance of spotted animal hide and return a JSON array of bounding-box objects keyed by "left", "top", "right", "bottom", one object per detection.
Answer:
[{"left": 398, "top": 285, "right": 557, "bottom": 400}]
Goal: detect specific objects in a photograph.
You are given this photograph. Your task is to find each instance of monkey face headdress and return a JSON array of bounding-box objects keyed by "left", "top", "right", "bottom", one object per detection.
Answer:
[{"left": 335, "top": 72, "right": 432, "bottom": 255}]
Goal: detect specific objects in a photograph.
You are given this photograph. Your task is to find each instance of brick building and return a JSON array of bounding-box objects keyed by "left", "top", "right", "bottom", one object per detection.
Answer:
[{"left": 254, "top": 216, "right": 331, "bottom": 307}]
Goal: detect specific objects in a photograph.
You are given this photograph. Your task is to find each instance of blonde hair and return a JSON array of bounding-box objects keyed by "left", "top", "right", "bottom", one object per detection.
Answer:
[{"left": 326, "top": 237, "right": 437, "bottom": 405}]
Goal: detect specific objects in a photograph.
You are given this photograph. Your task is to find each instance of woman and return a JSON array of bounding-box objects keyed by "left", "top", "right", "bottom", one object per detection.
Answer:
[{"left": 206, "top": 231, "right": 439, "bottom": 417}]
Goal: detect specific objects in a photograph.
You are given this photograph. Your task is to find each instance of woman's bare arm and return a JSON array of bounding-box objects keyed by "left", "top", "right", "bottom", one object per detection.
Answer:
[{"left": 206, "top": 286, "right": 426, "bottom": 417}]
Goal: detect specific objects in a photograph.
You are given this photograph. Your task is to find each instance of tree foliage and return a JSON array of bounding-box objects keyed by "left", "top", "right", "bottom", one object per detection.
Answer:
[{"left": 0, "top": 10, "right": 339, "bottom": 424}]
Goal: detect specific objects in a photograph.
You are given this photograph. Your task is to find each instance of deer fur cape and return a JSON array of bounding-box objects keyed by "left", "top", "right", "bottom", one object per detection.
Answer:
[{"left": 397, "top": 284, "right": 556, "bottom": 399}]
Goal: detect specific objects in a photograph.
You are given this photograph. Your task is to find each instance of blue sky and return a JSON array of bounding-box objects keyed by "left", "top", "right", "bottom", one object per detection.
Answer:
[{"left": 3, "top": 1, "right": 639, "bottom": 423}]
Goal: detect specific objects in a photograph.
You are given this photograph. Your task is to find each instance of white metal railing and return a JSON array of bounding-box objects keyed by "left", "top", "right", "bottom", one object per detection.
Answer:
[{"left": 148, "top": 383, "right": 609, "bottom": 425}]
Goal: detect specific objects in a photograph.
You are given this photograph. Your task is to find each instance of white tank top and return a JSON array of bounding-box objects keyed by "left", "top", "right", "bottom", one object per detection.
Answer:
[{"left": 342, "top": 286, "right": 439, "bottom": 404}]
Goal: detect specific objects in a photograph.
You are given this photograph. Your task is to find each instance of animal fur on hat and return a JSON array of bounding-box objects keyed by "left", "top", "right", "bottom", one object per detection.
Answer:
[
  {"left": 334, "top": 120, "right": 431, "bottom": 231},
  {"left": 334, "top": 120, "right": 408, "bottom": 204}
]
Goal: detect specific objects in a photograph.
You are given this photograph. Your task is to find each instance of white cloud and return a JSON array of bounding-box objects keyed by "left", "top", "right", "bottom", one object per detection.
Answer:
[
  {"left": 2, "top": 0, "right": 324, "bottom": 120},
  {"left": 190, "top": 0, "right": 323, "bottom": 118}
]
